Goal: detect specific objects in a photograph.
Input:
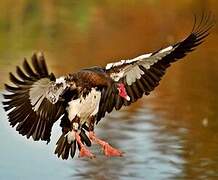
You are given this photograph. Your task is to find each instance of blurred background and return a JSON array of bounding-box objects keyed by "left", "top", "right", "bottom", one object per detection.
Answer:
[{"left": 0, "top": 0, "right": 218, "bottom": 179}]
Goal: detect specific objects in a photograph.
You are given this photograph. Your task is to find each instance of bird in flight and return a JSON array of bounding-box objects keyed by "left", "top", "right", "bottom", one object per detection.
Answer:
[{"left": 2, "top": 12, "right": 215, "bottom": 160}]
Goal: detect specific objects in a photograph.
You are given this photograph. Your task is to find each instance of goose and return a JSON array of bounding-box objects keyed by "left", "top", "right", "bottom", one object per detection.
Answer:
[{"left": 2, "top": 12, "right": 215, "bottom": 160}]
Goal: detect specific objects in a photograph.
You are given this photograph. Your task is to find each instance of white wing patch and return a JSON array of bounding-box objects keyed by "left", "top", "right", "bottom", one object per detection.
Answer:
[
  {"left": 106, "top": 45, "right": 175, "bottom": 85},
  {"left": 55, "top": 76, "right": 66, "bottom": 84},
  {"left": 140, "top": 46, "right": 174, "bottom": 69},
  {"left": 29, "top": 76, "right": 68, "bottom": 111},
  {"left": 29, "top": 78, "right": 51, "bottom": 111},
  {"left": 124, "top": 65, "right": 144, "bottom": 85},
  {"left": 105, "top": 53, "right": 152, "bottom": 70},
  {"left": 129, "top": 53, "right": 153, "bottom": 62},
  {"left": 159, "top": 46, "right": 173, "bottom": 53},
  {"left": 67, "top": 88, "right": 101, "bottom": 124}
]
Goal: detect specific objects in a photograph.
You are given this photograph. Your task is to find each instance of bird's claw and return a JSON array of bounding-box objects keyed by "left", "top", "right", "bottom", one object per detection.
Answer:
[
  {"left": 89, "top": 131, "right": 123, "bottom": 157},
  {"left": 79, "top": 146, "right": 95, "bottom": 159},
  {"left": 102, "top": 142, "right": 123, "bottom": 157}
]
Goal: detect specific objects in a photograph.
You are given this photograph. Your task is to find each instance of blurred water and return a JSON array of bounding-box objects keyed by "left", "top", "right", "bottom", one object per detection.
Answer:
[{"left": 0, "top": 1, "right": 218, "bottom": 180}]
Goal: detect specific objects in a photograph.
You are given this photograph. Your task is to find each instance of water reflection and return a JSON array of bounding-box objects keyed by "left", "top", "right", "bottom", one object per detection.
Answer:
[{"left": 0, "top": 0, "right": 218, "bottom": 180}]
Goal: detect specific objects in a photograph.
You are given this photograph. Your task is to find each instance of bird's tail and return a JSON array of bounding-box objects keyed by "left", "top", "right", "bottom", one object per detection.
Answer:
[
  {"left": 54, "top": 132, "right": 76, "bottom": 160},
  {"left": 54, "top": 129, "right": 91, "bottom": 160}
]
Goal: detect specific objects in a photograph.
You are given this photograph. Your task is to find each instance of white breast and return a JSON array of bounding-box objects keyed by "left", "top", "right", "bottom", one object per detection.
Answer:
[{"left": 67, "top": 88, "right": 101, "bottom": 124}]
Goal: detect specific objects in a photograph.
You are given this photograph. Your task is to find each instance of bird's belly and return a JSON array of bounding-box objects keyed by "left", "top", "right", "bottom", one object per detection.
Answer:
[{"left": 67, "top": 88, "right": 101, "bottom": 124}]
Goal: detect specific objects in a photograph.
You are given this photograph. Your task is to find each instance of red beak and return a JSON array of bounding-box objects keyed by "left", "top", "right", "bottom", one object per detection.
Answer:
[{"left": 117, "top": 83, "right": 130, "bottom": 101}]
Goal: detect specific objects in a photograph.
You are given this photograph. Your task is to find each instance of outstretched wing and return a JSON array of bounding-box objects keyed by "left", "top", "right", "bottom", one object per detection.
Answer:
[
  {"left": 2, "top": 53, "right": 65, "bottom": 142},
  {"left": 97, "top": 12, "right": 215, "bottom": 123}
]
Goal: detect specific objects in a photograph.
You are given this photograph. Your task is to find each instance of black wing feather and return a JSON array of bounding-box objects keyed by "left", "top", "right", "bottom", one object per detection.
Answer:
[
  {"left": 96, "top": 12, "right": 215, "bottom": 123},
  {"left": 2, "top": 53, "right": 64, "bottom": 142}
]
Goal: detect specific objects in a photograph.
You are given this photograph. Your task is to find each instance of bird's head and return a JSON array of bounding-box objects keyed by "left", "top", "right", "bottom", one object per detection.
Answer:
[{"left": 117, "top": 83, "right": 130, "bottom": 101}]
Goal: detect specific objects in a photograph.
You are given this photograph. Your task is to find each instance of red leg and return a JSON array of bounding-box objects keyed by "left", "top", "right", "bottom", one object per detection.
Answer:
[
  {"left": 89, "top": 131, "right": 123, "bottom": 157},
  {"left": 75, "top": 132, "right": 95, "bottom": 159}
]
